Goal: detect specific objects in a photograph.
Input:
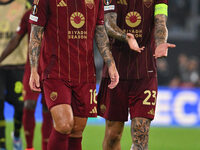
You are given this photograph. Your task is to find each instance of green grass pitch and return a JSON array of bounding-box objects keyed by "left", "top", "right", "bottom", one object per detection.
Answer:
[{"left": 5, "top": 122, "right": 200, "bottom": 150}]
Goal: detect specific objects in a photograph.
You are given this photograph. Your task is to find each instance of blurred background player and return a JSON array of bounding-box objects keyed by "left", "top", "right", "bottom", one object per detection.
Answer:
[
  {"left": 98, "top": 0, "right": 176, "bottom": 150},
  {"left": 0, "top": 1, "right": 53, "bottom": 150},
  {"left": 0, "top": 0, "right": 27, "bottom": 149},
  {"left": 28, "top": 0, "right": 119, "bottom": 149}
]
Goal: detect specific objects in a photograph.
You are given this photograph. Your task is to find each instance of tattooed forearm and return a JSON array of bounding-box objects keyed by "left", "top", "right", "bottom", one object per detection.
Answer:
[
  {"left": 154, "top": 14, "right": 168, "bottom": 46},
  {"left": 131, "top": 118, "right": 151, "bottom": 150},
  {"left": 104, "top": 12, "right": 127, "bottom": 42},
  {"left": 29, "top": 24, "right": 44, "bottom": 69},
  {"left": 95, "top": 25, "right": 115, "bottom": 68}
]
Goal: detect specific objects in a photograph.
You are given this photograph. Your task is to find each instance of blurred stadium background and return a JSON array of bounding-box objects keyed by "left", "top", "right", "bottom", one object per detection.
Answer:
[{"left": 4, "top": 0, "right": 200, "bottom": 149}]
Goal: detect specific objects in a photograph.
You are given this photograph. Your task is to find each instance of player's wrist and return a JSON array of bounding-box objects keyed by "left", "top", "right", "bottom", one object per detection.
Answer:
[
  {"left": 122, "top": 33, "right": 127, "bottom": 42},
  {"left": 31, "top": 67, "right": 38, "bottom": 74}
]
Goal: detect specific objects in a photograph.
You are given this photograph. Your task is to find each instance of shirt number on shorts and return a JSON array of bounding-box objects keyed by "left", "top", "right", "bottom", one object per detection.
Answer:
[
  {"left": 143, "top": 90, "right": 157, "bottom": 105},
  {"left": 89, "top": 89, "right": 97, "bottom": 104}
]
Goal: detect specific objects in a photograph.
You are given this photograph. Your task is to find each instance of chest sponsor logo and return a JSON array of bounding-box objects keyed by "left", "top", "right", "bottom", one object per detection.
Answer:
[
  {"left": 50, "top": 92, "right": 58, "bottom": 101},
  {"left": 143, "top": 0, "right": 153, "bottom": 8},
  {"left": 57, "top": 0, "right": 67, "bottom": 7},
  {"left": 125, "top": 11, "right": 141, "bottom": 28},
  {"left": 104, "top": 0, "right": 112, "bottom": 6},
  {"left": 117, "top": 0, "right": 127, "bottom": 5},
  {"left": 85, "top": 0, "right": 94, "bottom": 9},
  {"left": 70, "top": 12, "right": 85, "bottom": 29}
]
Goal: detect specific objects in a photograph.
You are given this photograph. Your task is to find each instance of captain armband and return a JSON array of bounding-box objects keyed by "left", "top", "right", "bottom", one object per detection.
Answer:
[{"left": 154, "top": 3, "right": 168, "bottom": 16}]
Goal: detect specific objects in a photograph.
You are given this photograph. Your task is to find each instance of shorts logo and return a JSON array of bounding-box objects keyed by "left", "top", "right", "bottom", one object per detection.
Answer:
[
  {"left": 143, "top": 0, "right": 153, "bottom": 8},
  {"left": 147, "top": 108, "right": 155, "bottom": 116},
  {"left": 70, "top": 12, "right": 85, "bottom": 29},
  {"left": 100, "top": 104, "right": 106, "bottom": 113},
  {"left": 85, "top": 0, "right": 94, "bottom": 9},
  {"left": 50, "top": 91, "right": 58, "bottom": 101},
  {"left": 125, "top": 11, "right": 142, "bottom": 28},
  {"left": 90, "top": 106, "right": 97, "bottom": 114},
  {"left": 57, "top": 0, "right": 67, "bottom": 7},
  {"left": 104, "top": 0, "right": 112, "bottom": 6}
]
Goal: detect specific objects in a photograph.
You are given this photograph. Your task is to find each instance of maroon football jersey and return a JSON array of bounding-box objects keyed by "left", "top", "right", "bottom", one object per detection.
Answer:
[
  {"left": 102, "top": 0, "right": 168, "bottom": 79},
  {"left": 29, "top": 0, "right": 104, "bottom": 83}
]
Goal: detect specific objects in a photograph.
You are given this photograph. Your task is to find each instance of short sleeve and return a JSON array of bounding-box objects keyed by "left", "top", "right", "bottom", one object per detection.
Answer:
[
  {"left": 96, "top": 0, "right": 104, "bottom": 25},
  {"left": 17, "top": 10, "right": 30, "bottom": 36},
  {"left": 104, "top": 0, "right": 117, "bottom": 13},
  {"left": 29, "top": 0, "right": 48, "bottom": 27},
  {"left": 156, "top": 0, "right": 168, "bottom": 5}
]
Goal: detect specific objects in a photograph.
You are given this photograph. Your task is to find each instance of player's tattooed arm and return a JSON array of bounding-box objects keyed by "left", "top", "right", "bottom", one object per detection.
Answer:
[
  {"left": 29, "top": 24, "right": 44, "bottom": 70},
  {"left": 131, "top": 118, "right": 151, "bottom": 150},
  {"left": 95, "top": 24, "right": 115, "bottom": 68},
  {"left": 95, "top": 25, "right": 119, "bottom": 89},
  {"left": 105, "top": 12, "right": 144, "bottom": 52},
  {"left": 104, "top": 12, "right": 127, "bottom": 42},
  {"left": 154, "top": 14, "right": 176, "bottom": 58},
  {"left": 29, "top": 24, "right": 44, "bottom": 92},
  {"left": 154, "top": 14, "right": 168, "bottom": 46}
]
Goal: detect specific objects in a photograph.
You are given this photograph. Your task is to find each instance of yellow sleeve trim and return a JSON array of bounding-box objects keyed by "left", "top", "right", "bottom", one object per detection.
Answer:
[{"left": 154, "top": 3, "right": 168, "bottom": 16}]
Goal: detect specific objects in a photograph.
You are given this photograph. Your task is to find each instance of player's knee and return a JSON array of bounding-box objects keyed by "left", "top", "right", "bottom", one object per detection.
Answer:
[
  {"left": 70, "top": 124, "right": 86, "bottom": 137},
  {"left": 56, "top": 120, "right": 74, "bottom": 134},
  {"left": 24, "top": 100, "right": 36, "bottom": 110},
  {"left": 106, "top": 130, "right": 122, "bottom": 147}
]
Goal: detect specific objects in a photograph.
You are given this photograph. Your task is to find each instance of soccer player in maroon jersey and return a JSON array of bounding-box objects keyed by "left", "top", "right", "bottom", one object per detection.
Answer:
[
  {"left": 28, "top": 0, "right": 119, "bottom": 149},
  {"left": 0, "top": 6, "right": 53, "bottom": 150},
  {"left": 97, "top": 0, "right": 176, "bottom": 149}
]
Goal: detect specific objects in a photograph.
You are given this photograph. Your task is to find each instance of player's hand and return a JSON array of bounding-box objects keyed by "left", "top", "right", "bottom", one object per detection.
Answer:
[
  {"left": 108, "top": 63, "right": 119, "bottom": 89},
  {"left": 154, "top": 43, "right": 176, "bottom": 59},
  {"left": 127, "top": 33, "right": 145, "bottom": 53},
  {"left": 29, "top": 68, "right": 41, "bottom": 92}
]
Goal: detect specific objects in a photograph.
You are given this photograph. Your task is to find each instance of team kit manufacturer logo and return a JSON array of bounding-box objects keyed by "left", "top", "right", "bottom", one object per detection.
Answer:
[
  {"left": 57, "top": 0, "right": 67, "bottom": 7},
  {"left": 117, "top": 0, "right": 127, "bottom": 5},
  {"left": 143, "top": 0, "right": 153, "bottom": 8}
]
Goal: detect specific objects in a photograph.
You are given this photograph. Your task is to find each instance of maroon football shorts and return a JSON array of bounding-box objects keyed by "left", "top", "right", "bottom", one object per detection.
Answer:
[
  {"left": 42, "top": 78, "right": 97, "bottom": 117},
  {"left": 97, "top": 77, "right": 158, "bottom": 121},
  {"left": 23, "top": 70, "right": 39, "bottom": 101}
]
